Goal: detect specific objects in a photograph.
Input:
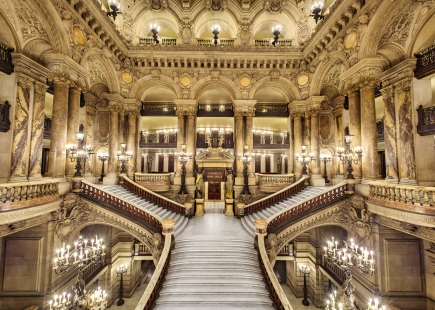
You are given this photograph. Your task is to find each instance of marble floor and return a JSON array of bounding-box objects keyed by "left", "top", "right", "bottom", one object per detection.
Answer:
[
  {"left": 107, "top": 282, "right": 148, "bottom": 310},
  {"left": 281, "top": 283, "right": 318, "bottom": 310}
]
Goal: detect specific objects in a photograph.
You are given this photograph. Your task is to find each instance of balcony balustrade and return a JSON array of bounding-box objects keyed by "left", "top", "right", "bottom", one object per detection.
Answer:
[
  {"left": 140, "top": 131, "right": 177, "bottom": 148},
  {"left": 253, "top": 133, "right": 289, "bottom": 149}
]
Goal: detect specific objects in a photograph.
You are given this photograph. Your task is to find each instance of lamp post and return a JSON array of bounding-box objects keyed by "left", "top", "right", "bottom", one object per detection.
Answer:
[
  {"left": 116, "top": 264, "right": 128, "bottom": 306},
  {"left": 272, "top": 25, "right": 282, "bottom": 46},
  {"left": 68, "top": 132, "right": 94, "bottom": 178},
  {"left": 175, "top": 144, "right": 192, "bottom": 195},
  {"left": 98, "top": 154, "right": 108, "bottom": 182},
  {"left": 299, "top": 264, "right": 311, "bottom": 306},
  {"left": 212, "top": 24, "right": 220, "bottom": 46},
  {"left": 320, "top": 155, "right": 332, "bottom": 184},
  {"left": 295, "top": 145, "right": 314, "bottom": 185},
  {"left": 336, "top": 133, "right": 363, "bottom": 194},
  {"left": 117, "top": 142, "right": 133, "bottom": 174},
  {"left": 150, "top": 23, "right": 160, "bottom": 44},
  {"left": 310, "top": 2, "right": 324, "bottom": 23},
  {"left": 107, "top": 0, "right": 121, "bottom": 20},
  {"left": 238, "top": 144, "right": 252, "bottom": 195}
]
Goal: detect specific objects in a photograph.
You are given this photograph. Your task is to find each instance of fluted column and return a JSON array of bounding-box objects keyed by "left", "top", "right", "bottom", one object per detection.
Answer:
[
  {"left": 310, "top": 108, "right": 321, "bottom": 176},
  {"left": 185, "top": 112, "right": 196, "bottom": 176},
  {"left": 66, "top": 87, "right": 81, "bottom": 178},
  {"left": 28, "top": 81, "right": 49, "bottom": 180},
  {"left": 126, "top": 111, "right": 137, "bottom": 177},
  {"left": 380, "top": 86, "right": 399, "bottom": 182},
  {"left": 9, "top": 74, "right": 33, "bottom": 182},
  {"left": 48, "top": 80, "right": 70, "bottom": 179},
  {"left": 396, "top": 79, "right": 416, "bottom": 184},
  {"left": 347, "top": 90, "right": 362, "bottom": 180},
  {"left": 107, "top": 104, "right": 120, "bottom": 177},
  {"left": 293, "top": 113, "right": 303, "bottom": 178},
  {"left": 244, "top": 113, "right": 254, "bottom": 175},
  {"left": 360, "top": 83, "right": 380, "bottom": 181},
  {"left": 234, "top": 114, "right": 244, "bottom": 176}
]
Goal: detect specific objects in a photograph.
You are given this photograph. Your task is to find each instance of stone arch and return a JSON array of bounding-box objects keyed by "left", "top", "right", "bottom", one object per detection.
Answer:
[
  {"left": 409, "top": 6, "right": 435, "bottom": 56},
  {"left": 22, "top": 39, "right": 54, "bottom": 63},
  {"left": 251, "top": 10, "right": 298, "bottom": 41},
  {"left": 130, "top": 76, "right": 181, "bottom": 100},
  {"left": 320, "top": 85, "right": 340, "bottom": 102},
  {"left": 191, "top": 76, "right": 240, "bottom": 100},
  {"left": 376, "top": 43, "right": 406, "bottom": 68},
  {"left": 310, "top": 53, "right": 350, "bottom": 96},
  {"left": 249, "top": 76, "right": 300, "bottom": 101},
  {"left": 133, "top": 10, "right": 180, "bottom": 39},
  {"left": 195, "top": 10, "right": 238, "bottom": 39},
  {"left": 0, "top": 6, "right": 22, "bottom": 51},
  {"left": 89, "top": 83, "right": 110, "bottom": 99}
]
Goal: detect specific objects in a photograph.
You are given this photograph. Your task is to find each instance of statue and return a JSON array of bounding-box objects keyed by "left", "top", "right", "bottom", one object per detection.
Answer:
[
  {"left": 195, "top": 173, "right": 204, "bottom": 199},
  {"left": 225, "top": 171, "right": 234, "bottom": 199}
]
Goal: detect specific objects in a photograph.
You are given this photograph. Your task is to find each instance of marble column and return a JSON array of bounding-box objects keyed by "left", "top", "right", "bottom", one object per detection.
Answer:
[
  {"left": 310, "top": 109, "right": 321, "bottom": 176},
  {"left": 293, "top": 113, "right": 303, "bottom": 178},
  {"left": 48, "top": 81, "right": 69, "bottom": 179},
  {"left": 65, "top": 87, "right": 81, "bottom": 178},
  {"left": 348, "top": 90, "right": 362, "bottom": 180},
  {"left": 244, "top": 113, "right": 254, "bottom": 175},
  {"left": 333, "top": 107, "right": 344, "bottom": 176},
  {"left": 84, "top": 104, "right": 96, "bottom": 176},
  {"left": 119, "top": 110, "right": 126, "bottom": 143},
  {"left": 234, "top": 114, "right": 244, "bottom": 176},
  {"left": 185, "top": 112, "right": 196, "bottom": 176},
  {"left": 126, "top": 111, "right": 137, "bottom": 177},
  {"left": 303, "top": 110, "right": 311, "bottom": 153},
  {"left": 176, "top": 112, "right": 186, "bottom": 175},
  {"left": 287, "top": 117, "right": 294, "bottom": 174},
  {"left": 28, "top": 81, "right": 49, "bottom": 180},
  {"left": 380, "top": 86, "right": 399, "bottom": 183},
  {"left": 9, "top": 74, "right": 33, "bottom": 182},
  {"left": 360, "top": 83, "right": 380, "bottom": 181},
  {"left": 107, "top": 105, "right": 120, "bottom": 176},
  {"left": 396, "top": 80, "right": 416, "bottom": 184}
]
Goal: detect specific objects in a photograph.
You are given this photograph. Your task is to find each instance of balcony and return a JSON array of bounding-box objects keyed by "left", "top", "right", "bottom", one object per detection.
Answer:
[
  {"left": 414, "top": 45, "right": 435, "bottom": 79},
  {"left": 140, "top": 131, "right": 177, "bottom": 148},
  {"left": 253, "top": 132, "right": 289, "bottom": 149},
  {"left": 254, "top": 39, "right": 292, "bottom": 47},
  {"left": 416, "top": 104, "right": 435, "bottom": 136},
  {"left": 196, "top": 130, "right": 234, "bottom": 149},
  {"left": 197, "top": 39, "right": 235, "bottom": 47},
  {"left": 0, "top": 43, "right": 14, "bottom": 75},
  {"left": 138, "top": 37, "right": 177, "bottom": 46}
]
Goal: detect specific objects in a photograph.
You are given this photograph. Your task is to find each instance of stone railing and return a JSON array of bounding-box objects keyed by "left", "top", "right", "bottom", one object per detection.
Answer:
[
  {"left": 0, "top": 179, "right": 60, "bottom": 211},
  {"left": 322, "top": 257, "right": 346, "bottom": 285},
  {"left": 258, "top": 174, "right": 295, "bottom": 193},
  {"left": 138, "top": 37, "right": 177, "bottom": 46},
  {"left": 267, "top": 182, "right": 347, "bottom": 233},
  {"left": 80, "top": 179, "right": 163, "bottom": 233},
  {"left": 197, "top": 39, "right": 235, "bottom": 47},
  {"left": 368, "top": 181, "right": 435, "bottom": 210},
  {"left": 134, "top": 173, "right": 172, "bottom": 192},
  {"left": 136, "top": 228, "right": 172, "bottom": 310},
  {"left": 240, "top": 177, "right": 307, "bottom": 216},
  {"left": 123, "top": 176, "right": 191, "bottom": 217},
  {"left": 258, "top": 232, "right": 293, "bottom": 310},
  {"left": 254, "top": 39, "right": 292, "bottom": 47}
]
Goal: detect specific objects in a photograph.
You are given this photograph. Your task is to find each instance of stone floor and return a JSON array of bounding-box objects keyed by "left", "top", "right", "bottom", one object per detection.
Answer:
[{"left": 108, "top": 282, "right": 148, "bottom": 310}]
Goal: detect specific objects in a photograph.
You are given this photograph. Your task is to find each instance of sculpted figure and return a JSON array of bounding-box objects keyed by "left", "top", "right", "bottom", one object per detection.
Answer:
[{"left": 196, "top": 173, "right": 204, "bottom": 199}]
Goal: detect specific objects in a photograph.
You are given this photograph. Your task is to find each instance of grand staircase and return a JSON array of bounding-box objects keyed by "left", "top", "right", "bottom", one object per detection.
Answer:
[
  {"left": 241, "top": 186, "right": 326, "bottom": 237},
  {"left": 101, "top": 185, "right": 189, "bottom": 235}
]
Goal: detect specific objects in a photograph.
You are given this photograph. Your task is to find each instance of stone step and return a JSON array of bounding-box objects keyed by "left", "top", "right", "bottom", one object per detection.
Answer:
[
  {"left": 162, "top": 277, "right": 267, "bottom": 287},
  {"left": 165, "top": 270, "right": 263, "bottom": 280},
  {"left": 160, "top": 285, "right": 268, "bottom": 294},
  {"left": 155, "top": 304, "right": 275, "bottom": 310},
  {"left": 168, "top": 264, "right": 260, "bottom": 273},
  {"left": 156, "top": 294, "right": 273, "bottom": 304},
  {"left": 171, "top": 246, "right": 256, "bottom": 255}
]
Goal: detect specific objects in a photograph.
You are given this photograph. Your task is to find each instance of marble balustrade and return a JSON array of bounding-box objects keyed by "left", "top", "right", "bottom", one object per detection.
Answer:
[
  {"left": 0, "top": 179, "right": 60, "bottom": 209},
  {"left": 134, "top": 173, "right": 172, "bottom": 192},
  {"left": 368, "top": 181, "right": 435, "bottom": 207}
]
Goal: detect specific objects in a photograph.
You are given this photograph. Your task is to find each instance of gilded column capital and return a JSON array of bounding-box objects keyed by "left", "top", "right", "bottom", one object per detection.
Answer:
[
  {"left": 233, "top": 99, "right": 256, "bottom": 117},
  {"left": 12, "top": 53, "right": 49, "bottom": 85},
  {"left": 174, "top": 99, "right": 198, "bottom": 116},
  {"left": 380, "top": 85, "right": 394, "bottom": 98},
  {"left": 33, "top": 80, "right": 49, "bottom": 95},
  {"left": 108, "top": 101, "right": 122, "bottom": 112},
  {"left": 16, "top": 73, "right": 34, "bottom": 88},
  {"left": 394, "top": 78, "right": 412, "bottom": 94},
  {"left": 379, "top": 59, "right": 417, "bottom": 88},
  {"left": 86, "top": 105, "right": 97, "bottom": 116},
  {"left": 340, "top": 58, "right": 386, "bottom": 93},
  {"left": 291, "top": 111, "right": 304, "bottom": 119}
]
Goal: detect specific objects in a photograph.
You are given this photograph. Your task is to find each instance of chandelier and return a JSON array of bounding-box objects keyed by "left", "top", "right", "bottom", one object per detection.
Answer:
[{"left": 117, "top": 142, "right": 133, "bottom": 174}]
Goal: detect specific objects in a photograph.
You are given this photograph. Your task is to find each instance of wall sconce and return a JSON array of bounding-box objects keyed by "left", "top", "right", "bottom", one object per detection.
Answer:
[
  {"left": 272, "top": 25, "right": 282, "bottom": 46},
  {"left": 310, "top": 2, "right": 324, "bottom": 24},
  {"left": 212, "top": 24, "right": 220, "bottom": 46},
  {"left": 150, "top": 23, "right": 160, "bottom": 44},
  {"left": 107, "top": 0, "right": 121, "bottom": 20}
]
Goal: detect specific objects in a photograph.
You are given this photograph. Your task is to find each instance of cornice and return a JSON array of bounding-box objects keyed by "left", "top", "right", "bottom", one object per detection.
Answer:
[
  {"left": 0, "top": 199, "right": 61, "bottom": 226},
  {"left": 11, "top": 53, "right": 50, "bottom": 85},
  {"left": 379, "top": 59, "right": 418, "bottom": 88}
]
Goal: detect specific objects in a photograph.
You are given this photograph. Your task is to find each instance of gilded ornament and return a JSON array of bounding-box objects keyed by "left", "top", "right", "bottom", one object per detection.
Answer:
[
  {"left": 180, "top": 75, "right": 191, "bottom": 86},
  {"left": 239, "top": 76, "right": 251, "bottom": 87},
  {"left": 297, "top": 74, "right": 309, "bottom": 86},
  {"left": 73, "top": 26, "right": 86, "bottom": 46},
  {"left": 121, "top": 72, "right": 133, "bottom": 84},
  {"left": 344, "top": 31, "right": 357, "bottom": 50}
]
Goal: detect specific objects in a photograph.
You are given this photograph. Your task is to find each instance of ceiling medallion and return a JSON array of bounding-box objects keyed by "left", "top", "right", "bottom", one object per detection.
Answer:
[
  {"left": 297, "top": 74, "right": 309, "bottom": 86},
  {"left": 180, "top": 75, "right": 191, "bottom": 86},
  {"left": 344, "top": 30, "right": 358, "bottom": 50},
  {"left": 121, "top": 72, "right": 133, "bottom": 84},
  {"left": 239, "top": 76, "right": 251, "bottom": 87},
  {"left": 73, "top": 26, "right": 86, "bottom": 46}
]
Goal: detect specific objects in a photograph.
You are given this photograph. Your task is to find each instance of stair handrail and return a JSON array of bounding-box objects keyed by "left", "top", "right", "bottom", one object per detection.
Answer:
[
  {"left": 241, "top": 176, "right": 308, "bottom": 216},
  {"left": 122, "top": 176, "right": 191, "bottom": 216},
  {"left": 80, "top": 179, "right": 163, "bottom": 232},
  {"left": 258, "top": 233, "right": 294, "bottom": 310},
  {"left": 267, "top": 181, "right": 348, "bottom": 233},
  {"left": 136, "top": 232, "right": 172, "bottom": 310}
]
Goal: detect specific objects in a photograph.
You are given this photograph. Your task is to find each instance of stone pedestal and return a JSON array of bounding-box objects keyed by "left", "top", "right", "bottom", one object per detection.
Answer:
[
  {"left": 225, "top": 199, "right": 234, "bottom": 216},
  {"left": 195, "top": 199, "right": 204, "bottom": 216},
  {"left": 71, "top": 176, "right": 83, "bottom": 193},
  {"left": 309, "top": 175, "right": 325, "bottom": 187}
]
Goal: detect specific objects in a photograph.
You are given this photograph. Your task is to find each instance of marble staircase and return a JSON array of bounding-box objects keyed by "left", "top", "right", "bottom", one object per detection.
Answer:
[
  {"left": 241, "top": 186, "right": 326, "bottom": 237},
  {"left": 101, "top": 185, "right": 189, "bottom": 235}
]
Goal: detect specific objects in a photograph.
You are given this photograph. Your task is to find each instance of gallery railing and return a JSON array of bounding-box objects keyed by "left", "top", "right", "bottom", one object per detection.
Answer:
[
  {"left": 415, "top": 44, "right": 435, "bottom": 79},
  {"left": 253, "top": 133, "right": 290, "bottom": 149},
  {"left": 0, "top": 43, "right": 14, "bottom": 74},
  {"left": 416, "top": 105, "right": 435, "bottom": 136},
  {"left": 139, "top": 131, "right": 177, "bottom": 148},
  {"left": 134, "top": 173, "right": 172, "bottom": 192},
  {"left": 258, "top": 174, "right": 295, "bottom": 193}
]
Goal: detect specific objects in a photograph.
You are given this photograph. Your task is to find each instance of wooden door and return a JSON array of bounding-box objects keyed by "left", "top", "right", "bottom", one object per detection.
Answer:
[
  {"left": 208, "top": 182, "right": 220, "bottom": 200},
  {"left": 158, "top": 154, "right": 164, "bottom": 172}
]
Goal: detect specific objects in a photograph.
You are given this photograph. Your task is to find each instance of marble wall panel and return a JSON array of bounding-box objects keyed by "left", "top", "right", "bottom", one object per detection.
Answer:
[{"left": 382, "top": 89, "right": 399, "bottom": 181}]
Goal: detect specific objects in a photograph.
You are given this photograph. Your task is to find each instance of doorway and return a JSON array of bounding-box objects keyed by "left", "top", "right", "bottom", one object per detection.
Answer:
[{"left": 208, "top": 182, "right": 220, "bottom": 200}]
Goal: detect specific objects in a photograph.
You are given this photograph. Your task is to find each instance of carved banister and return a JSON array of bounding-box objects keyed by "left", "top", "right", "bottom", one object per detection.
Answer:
[
  {"left": 0, "top": 179, "right": 60, "bottom": 211},
  {"left": 267, "top": 182, "right": 348, "bottom": 233},
  {"left": 122, "top": 176, "right": 191, "bottom": 217},
  {"left": 79, "top": 179, "right": 163, "bottom": 233},
  {"left": 242, "top": 177, "right": 307, "bottom": 216}
]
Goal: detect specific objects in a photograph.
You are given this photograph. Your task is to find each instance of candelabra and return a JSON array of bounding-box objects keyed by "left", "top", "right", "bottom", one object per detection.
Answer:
[
  {"left": 212, "top": 24, "right": 220, "bottom": 46},
  {"left": 107, "top": 0, "right": 121, "bottom": 20},
  {"left": 49, "top": 287, "right": 107, "bottom": 310},
  {"left": 325, "top": 291, "right": 343, "bottom": 310},
  {"left": 150, "top": 23, "right": 160, "bottom": 44},
  {"left": 68, "top": 132, "right": 94, "bottom": 178},
  {"left": 117, "top": 142, "right": 133, "bottom": 174},
  {"left": 310, "top": 1, "right": 324, "bottom": 23},
  {"left": 367, "top": 298, "right": 386, "bottom": 310},
  {"left": 295, "top": 145, "right": 314, "bottom": 176},
  {"left": 336, "top": 133, "right": 363, "bottom": 193},
  {"left": 238, "top": 144, "right": 252, "bottom": 195},
  {"left": 272, "top": 25, "right": 282, "bottom": 46},
  {"left": 299, "top": 264, "right": 311, "bottom": 306},
  {"left": 175, "top": 144, "right": 193, "bottom": 195},
  {"left": 98, "top": 153, "right": 108, "bottom": 182},
  {"left": 116, "top": 264, "right": 128, "bottom": 306},
  {"left": 320, "top": 155, "right": 332, "bottom": 184}
]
